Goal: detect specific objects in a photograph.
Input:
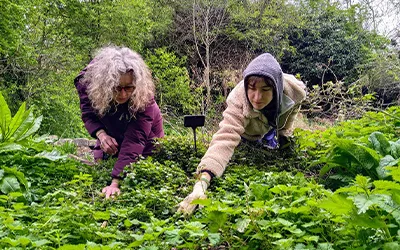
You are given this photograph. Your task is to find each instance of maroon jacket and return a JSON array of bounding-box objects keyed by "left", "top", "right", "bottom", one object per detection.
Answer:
[{"left": 74, "top": 70, "right": 164, "bottom": 179}]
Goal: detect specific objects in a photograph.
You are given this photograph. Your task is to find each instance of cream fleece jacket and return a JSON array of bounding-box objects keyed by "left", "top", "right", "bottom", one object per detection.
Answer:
[{"left": 197, "top": 73, "right": 306, "bottom": 177}]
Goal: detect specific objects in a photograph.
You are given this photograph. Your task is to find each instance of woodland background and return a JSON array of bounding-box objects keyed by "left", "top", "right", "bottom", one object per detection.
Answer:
[{"left": 1, "top": 0, "right": 399, "bottom": 138}]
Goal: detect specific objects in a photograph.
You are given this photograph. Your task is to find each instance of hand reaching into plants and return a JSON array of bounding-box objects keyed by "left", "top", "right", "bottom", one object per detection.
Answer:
[
  {"left": 97, "top": 130, "right": 118, "bottom": 155},
  {"left": 102, "top": 179, "right": 121, "bottom": 199},
  {"left": 177, "top": 175, "right": 210, "bottom": 215}
]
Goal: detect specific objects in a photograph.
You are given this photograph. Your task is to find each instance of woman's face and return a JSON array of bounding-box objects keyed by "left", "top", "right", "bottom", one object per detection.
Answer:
[
  {"left": 114, "top": 72, "right": 135, "bottom": 104},
  {"left": 247, "top": 77, "right": 273, "bottom": 110}
]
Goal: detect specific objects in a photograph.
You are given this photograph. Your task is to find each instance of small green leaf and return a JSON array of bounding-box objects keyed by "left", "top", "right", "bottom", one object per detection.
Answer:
[
  {"left": 235, "top": 218, "right": 251, "bottom": 233},
  {"left": 93, "top": 211, "right": 110, "bottom": 220},
  {"left": 208, "top": 233, "right": 220, "bottom": 245},
  {"left": 191, "top": 198, "right": 211, "bottom": 206}
]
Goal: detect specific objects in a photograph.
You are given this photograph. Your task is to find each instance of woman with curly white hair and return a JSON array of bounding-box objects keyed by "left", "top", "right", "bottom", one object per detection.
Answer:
[{"left": 74, "top": 46, "right": 164, "bottom": 198}]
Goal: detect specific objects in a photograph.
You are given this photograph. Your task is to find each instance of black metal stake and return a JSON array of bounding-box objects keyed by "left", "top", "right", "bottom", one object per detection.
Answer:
[
  {"left": 192, "top": 126, "right": 197, "bottom": 153},
  {"left": 184, "top": 115, "right": 205, "bottom": 154}
]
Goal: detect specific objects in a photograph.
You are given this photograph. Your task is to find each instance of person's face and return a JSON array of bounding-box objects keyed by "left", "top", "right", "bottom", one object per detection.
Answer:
[
  {"left": 247, "top": 77, "right": 273, "bottom": 110},
  {"left": 114, "top": 72, "right": 135, "bottom": 104}
]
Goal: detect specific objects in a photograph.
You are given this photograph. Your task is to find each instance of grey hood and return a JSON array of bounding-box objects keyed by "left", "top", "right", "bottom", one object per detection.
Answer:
[{"left": 243, "top": 53, "right": 283, "bottom": 127}]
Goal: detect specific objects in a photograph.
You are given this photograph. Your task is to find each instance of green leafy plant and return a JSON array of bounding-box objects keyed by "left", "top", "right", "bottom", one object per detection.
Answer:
[{"left": 0, "top": 91, "right": 42, "bottom": 145}]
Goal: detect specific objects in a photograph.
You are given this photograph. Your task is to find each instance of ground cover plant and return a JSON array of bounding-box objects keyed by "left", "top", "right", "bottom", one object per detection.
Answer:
[{"left": 1, "top": 92, "right": 400, "bottom": 249}]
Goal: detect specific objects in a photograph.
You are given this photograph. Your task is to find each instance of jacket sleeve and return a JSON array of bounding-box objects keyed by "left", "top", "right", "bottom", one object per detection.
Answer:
[
  {"left": 197, "top": 95, "right": 246, "bottom": 178},
  {"left": 111, "top": 101, "right": 158, "bottom": 178},
  {"left": 74, "top": 70, "right": 105, "bottom": 138}
]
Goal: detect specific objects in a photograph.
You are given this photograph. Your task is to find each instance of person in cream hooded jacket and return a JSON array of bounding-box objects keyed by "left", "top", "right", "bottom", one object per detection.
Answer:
[{"left": 178, "top": 53, "right": 306, "bottom": 215}]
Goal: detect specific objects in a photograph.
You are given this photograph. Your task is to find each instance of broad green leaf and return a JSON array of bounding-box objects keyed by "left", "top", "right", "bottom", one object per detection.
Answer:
[
  {"left": 268, "top": 233, "right": 283, "bottom": 238},
  {"left": 330, "top": 139, "right": 379, "bottom": 170},
  {"left": 0, "top": 176, "right": 21, "bottom": 194},
  {"left": 208, "top": 210, "right": 227, "bottom": 233},
  {"left": 1, "top": 166, "right": 29, "bottom": 191},
  {"left": 17, "top": 115, "right": 43, "bottom": 141},
  {"left": 191, "top": 198, "right": 211, "bottom": 206},
  {"left": 235, "top": 218, "right": 251, "bottom": 233},
  {"left": 34, "top": 150, "right": 67, "bottom": 161},
  {"left": 93, "top": 211, "right": 110, "bottom": 220},
  {"left": 277, "top": 217, "right": 293, "bottom": 226},
  {"left": 17, "top": 237, "right": 31, "bottom": 247},
  {"left": 6, "top": 102, "right": 27, "bottom": 140},
  {"left": 11, "top": 110, "right": 34, "bottom": 141},
  {"left": 373, "top": 180, "right": 400, "bottom": 191},
  {"left": 1, "top": 237, "right": 18, "bottom": 246},
  {"left": 302, "top": 235, "right": 319, "bottom": 242},
  {"left": 164, "top": 229, "right": 182, "bottom": 245},
  {"left": 390, "top": 139, "right": 400, "bottom": 159},
  {"left": 387, "top": 166, "right": 400, "bottom": 182},
  {"left": 0, "top": 92, "right": 12, "bottom": 140},
  {"left": 0, "top": 143, "right": 23, "bottom": 152},
  {"left": 319, "top": 193, "right": 354, "bottom": 215},
  {"left": 377, "top": 155, "right": 398, "bottom": 179},
  {"left": 272, "top": 238, "right": 294, "bottom": 247},
  {"left": 369, "top": 131, "right": 391, "bottom": 155},
  {"left": 349, "top": 213, "right": 386, "bottom": 228},
  {"left": 32, "top": 239, "right": 51, "bottom": 247},
  {"left": 383, "top": 241, "right": 400, "bottom": 250},
  {"left": 353, "top": 194, "right": 389, "bottom": 214},
  {"left": 0, "top": 169, "right": 3, "bottom": 179}
]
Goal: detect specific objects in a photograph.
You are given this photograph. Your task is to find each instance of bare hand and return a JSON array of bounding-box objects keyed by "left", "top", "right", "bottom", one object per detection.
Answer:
[
  {"left": 98, "top": 133, "right": 118, "bottom": 155},
  {"left": 102, "top": 181, "right": 120, "bottom": 199}
]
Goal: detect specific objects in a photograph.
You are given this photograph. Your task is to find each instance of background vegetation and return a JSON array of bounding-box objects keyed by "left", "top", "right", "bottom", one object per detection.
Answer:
[
  {"left": 1, "top": 0, "right": 400, "bottom": 248},
  {"left": 1, "top": 0, "right": 399, "bottom": 137}
]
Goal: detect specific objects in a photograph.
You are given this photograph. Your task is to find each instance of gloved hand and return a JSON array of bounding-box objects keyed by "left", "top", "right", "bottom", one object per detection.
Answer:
[
  {"left": 102, "top": 179, "right": 120, "bottom": 199},
  {"left": 97, "top": 131, "right": 118, "bottom": 155},
  {"left": 177, "top": 178, "right": 209, "bottom": 215}
]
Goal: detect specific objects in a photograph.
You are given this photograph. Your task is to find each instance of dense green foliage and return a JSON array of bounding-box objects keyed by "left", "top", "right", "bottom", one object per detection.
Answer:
[
  {"left": 1, "top": 0, "right": 399, "bottom": 136},
  {"left": 1, "top": 93, "right": 400, "bottom": 249}
]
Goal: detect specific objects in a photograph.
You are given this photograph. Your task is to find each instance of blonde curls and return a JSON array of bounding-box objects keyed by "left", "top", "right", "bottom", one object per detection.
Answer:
[{"left": 83, "top": 46, "right": 155, "bottom": 116}]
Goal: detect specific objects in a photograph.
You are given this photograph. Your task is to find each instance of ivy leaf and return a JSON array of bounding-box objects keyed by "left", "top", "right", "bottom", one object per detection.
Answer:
[
  {"left": 369, "top": 132, "right": 391, "bottom": 156},
  {"left": 0, "top": 176, "right": 20, "bottom": 194}
]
